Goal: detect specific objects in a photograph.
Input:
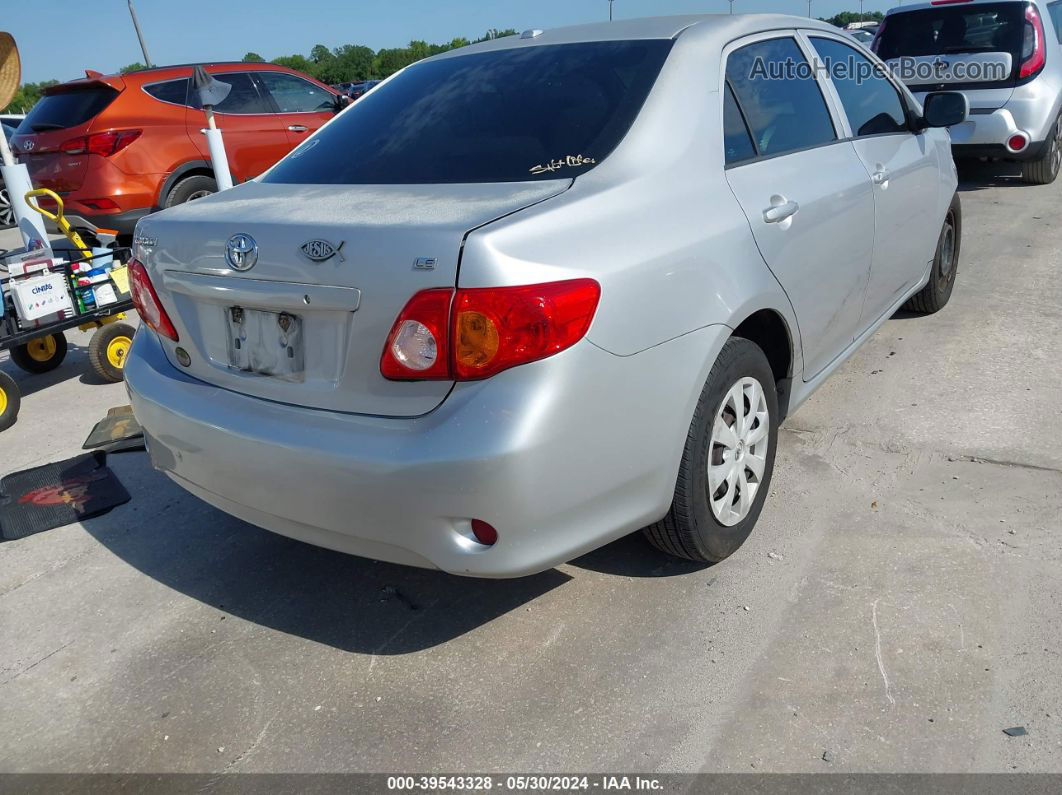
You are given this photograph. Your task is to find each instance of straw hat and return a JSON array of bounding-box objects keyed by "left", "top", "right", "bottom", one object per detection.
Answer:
[{"left": 0, "top": 33, "right": 21, "bottom": 110}]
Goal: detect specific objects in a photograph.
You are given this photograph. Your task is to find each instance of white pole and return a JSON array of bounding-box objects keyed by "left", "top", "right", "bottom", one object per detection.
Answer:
[
  {"left": 202, "top": 108, "right": 234, "bottom": 191},
  {"left": 0, "top": 162, "right": 52, "bottom": 254}
]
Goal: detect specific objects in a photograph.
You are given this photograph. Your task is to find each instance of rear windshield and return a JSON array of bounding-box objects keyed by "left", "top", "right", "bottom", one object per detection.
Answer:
[
  {"left": 876, "top": 3, "right": 1025, "bottom": 61},
  {"left": 264, "top": 40, "right": 672, "bottom": 185},
  {"left": 18, "top": 86, "right": 119, "bottom": 132}
]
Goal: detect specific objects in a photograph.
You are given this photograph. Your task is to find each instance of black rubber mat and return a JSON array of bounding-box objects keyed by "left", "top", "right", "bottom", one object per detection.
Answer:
[
  {"left": 83, "top": 408, "right": 143, "bottom": 451},
  {"left": 0, "top": 452, "right": 130, "bottom": 541}
]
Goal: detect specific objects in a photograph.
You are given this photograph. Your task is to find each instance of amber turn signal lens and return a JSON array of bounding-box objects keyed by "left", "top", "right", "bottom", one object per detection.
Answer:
[{"left": 455, "top": 310, "right": 500, "bottom": 370}]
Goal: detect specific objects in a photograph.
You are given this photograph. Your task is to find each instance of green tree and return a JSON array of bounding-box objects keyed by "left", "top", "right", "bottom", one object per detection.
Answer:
[
  {"left": 242, "top": 52, "right": 266, "bottom": 63},
  {"left": 271, "top": 54, "right": 314, "bottom": 75},
  {"left": 824, "top": 11, "right": 884, "bottom": 27},
  {"left": 119, "top": 62, "right": 147, "bottom": 74},
  {"left": 1, "top": 80, "right": 58, "bottom": 114}
]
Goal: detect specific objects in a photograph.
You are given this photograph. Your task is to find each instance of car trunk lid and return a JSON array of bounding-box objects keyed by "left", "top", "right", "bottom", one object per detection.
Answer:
[{"left": 136, "top": 179, "right": 570, "bottom": 417}]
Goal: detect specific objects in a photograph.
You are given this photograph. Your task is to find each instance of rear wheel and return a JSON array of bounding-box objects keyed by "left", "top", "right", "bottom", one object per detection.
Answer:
[
  {"left": 10, "top": 333, "right": 68, "bottom": 374},
  {"left": 88, "top": 323, "right": 136, "bottom": 383},
  {"left": 903, "top": 193, "right": 961, "bottom": 314},
  {"left": 1021, "top": 116, "right": 1062, "bottom": 185},
  {"left": 0, "top": 370, "right": 20, "bottom": 432},
  {"left": 165, "top": 174, "right": 218, "bottom": 207},
  {"left": 643, "top": 337, "right": 779, "bottom": 563}
]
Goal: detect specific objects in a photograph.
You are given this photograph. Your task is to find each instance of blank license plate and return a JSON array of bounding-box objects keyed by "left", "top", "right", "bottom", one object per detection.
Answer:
[{"left": 226, "top": 306, "right": 304, "bottom": 381}]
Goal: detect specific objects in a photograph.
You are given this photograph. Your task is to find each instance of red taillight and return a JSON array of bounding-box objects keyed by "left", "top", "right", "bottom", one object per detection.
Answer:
[
  {"left": 452, "top": 280, "right": 601, "bottom": 380},
  {"left": 381, "top": 279, "right": 601, "bottom": 381},
  {"left": 1007, "top": 133, "right": 1030, "bottom": 151},
  {"left": 129, "top": 258, "right": 179, "bottom": 342},
  {"left": 60, "top": 129, "right": 142, "bottom": 156},
  {"left": 1019, "top": 5, "right": 1046, "bottom": 79},
  {"left": 379, "top": 288, "right": 453, "bottom": 379}
]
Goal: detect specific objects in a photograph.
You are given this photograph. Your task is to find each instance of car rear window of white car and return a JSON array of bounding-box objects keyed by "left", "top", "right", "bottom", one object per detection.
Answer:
[
  {"left": 263, "top": 40, "right": 672, "bottom": 184},
  {"left": 875, "top": 3, "right": 1025, "bottom": 62}
]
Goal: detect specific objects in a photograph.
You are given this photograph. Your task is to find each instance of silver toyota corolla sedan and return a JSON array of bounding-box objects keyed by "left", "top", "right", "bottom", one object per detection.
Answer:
[{"left": 125, "top": 14, "right": 967, "bottom": 577}]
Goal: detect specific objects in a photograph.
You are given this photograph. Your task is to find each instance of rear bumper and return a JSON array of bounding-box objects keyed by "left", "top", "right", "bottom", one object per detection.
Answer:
[
  {"left": 125, "top": 325, "right": 728, "bottom": 577},
  {"left": 952, "top": 141, "right": 1049, "bottom": 162}
]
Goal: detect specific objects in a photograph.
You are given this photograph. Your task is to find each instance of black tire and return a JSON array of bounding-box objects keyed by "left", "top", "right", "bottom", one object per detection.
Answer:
[
  {"left": 644, "top": 337, "right": 780, "bottom": 563},
  {"left": 1021, "top": 116, "right": 1062, "bottom": 185},
  {"left": 88, "top": 323, "right": 137, "bottom": 383},
  {"left": 10, "top": 333, "right": 68, "bottom": 374},
  {"left": 164, "top": 174, "right": 217, "bottom": 207},
  {"left": 0, "top": 370, "right": 20, "bottom": 432},
  {"left": 903, "top": 193, "right": 961, "bottom": 315}
]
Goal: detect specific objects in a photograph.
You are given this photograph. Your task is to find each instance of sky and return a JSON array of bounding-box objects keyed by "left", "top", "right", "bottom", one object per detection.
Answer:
[{"left": 7, "top": 0, "right": 897, "bottom": 85}]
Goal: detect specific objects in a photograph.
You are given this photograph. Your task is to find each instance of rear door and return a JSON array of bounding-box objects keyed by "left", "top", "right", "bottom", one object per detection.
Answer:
[
  {"left": 722, "top": 34, "right": 877, "bottom": 380},
  {"left": 186, "top": 71, "right": 289, "bottom": 181},
  {"left": 807, "top": 34, "right": 944, "bottom": 325},
  {"left": 255, "top": 71, "right": 337, "bottom": 148}
]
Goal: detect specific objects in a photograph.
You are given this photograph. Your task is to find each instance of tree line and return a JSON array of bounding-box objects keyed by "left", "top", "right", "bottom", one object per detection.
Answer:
[{"left": 2, "top": 28, "right": 518, "bottom": 113}]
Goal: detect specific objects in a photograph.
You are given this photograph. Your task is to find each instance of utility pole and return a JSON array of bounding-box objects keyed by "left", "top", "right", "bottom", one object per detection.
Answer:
[
  {"left": 127, "top": 0, "right": 153, "bottom": 67},
  {"left": 608, "top": 0, "right": 614, "bottom": 20},
  {"left": 729, "top": 0, "right": 735, "bottom": 13},
  {"left": 859, "top": 0, "right": 865, "bottom": 21},
  {"left": 808, "top": 0, "right": 813, "bottom": 17}
]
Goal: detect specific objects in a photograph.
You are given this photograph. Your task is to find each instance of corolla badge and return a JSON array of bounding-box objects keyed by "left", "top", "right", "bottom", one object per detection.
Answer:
[
  {"left": 300, "top": 239, "right": 345, "bottom": 263},
  {"left": 226, "top": 233, "right": 258, "bottom": 271}
]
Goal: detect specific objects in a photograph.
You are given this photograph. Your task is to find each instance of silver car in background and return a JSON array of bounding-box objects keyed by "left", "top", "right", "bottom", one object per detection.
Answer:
[
  {"left": 875, "top": 0, "right": 1062, "bottom": 182},
  {"left": 125, "top": 14, "right": 966, "bottom": 577}
]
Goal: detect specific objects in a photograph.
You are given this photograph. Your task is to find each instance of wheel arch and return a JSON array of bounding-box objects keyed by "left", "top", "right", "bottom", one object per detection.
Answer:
[
  {"left": 155, "top": 161, "right": 215, "bottom": 208},
  {"left": 731, "top": 307, "right": 797, "bottom": 419}
]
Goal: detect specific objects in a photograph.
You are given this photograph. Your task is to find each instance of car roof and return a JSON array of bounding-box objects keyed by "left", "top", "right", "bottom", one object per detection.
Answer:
[
  {"left": 429, "top": 13, "right": 843, "bottom": 61},
  {"left": 48, "top": 61, "right": 307, "bottom": 93}
]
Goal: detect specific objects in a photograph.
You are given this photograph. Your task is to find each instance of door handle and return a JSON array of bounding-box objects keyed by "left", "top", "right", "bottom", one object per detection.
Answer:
[
  {"left": 762, "top": 199, "right": 799, "bottom": 224},
  {"left": 287, "top": 125, "right": 309, "bottom": 133},
  {"left": 871, "top": 168, "right": 890, "bottom": 185}
]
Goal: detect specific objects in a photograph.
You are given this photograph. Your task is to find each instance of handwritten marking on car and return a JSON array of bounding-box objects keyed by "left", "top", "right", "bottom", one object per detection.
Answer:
[{"left": 529, "top": 154, "right": 597, "bottom": 175}]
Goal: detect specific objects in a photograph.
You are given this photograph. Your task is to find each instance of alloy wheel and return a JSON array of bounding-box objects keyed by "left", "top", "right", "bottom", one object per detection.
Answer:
[
  {"left": 0, "top": 184, "right": 13, "bottom": 228},
  {"left": 708, "top": 376, "right": 770, "bottom": 526}
]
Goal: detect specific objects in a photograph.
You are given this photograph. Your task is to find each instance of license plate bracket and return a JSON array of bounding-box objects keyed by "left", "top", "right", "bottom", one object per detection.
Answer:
[{"left": 226, "top": 306, "right": 305, "bottom": 381}]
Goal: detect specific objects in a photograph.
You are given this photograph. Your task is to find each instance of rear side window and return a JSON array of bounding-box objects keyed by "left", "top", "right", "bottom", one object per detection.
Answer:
[
  {"left": 190, "top": 72, "right": 270, "bottom": 115},
  {"left": 264, "top": 40, "right": 672, "bottom": 185},
  {"left": 723, "top": 83, "right": 756, "bottom": 164},
  {"left": 258, "top": 72, "right": 335, "bottom": 113},
  {"left": 811, "top": 38, "right": 908, "bottom": 136},
  {"left": 18, "top": 86, "right": 119, "bottom": 132},
  {"left": 725, "top": 37, "right": 837, "bottom": 158},
  {"left": 144, "top": 78, "right": 189, "bottom": 106},
  {"left": 875, "top": 4, "right": 1024, "bottom": 60}
]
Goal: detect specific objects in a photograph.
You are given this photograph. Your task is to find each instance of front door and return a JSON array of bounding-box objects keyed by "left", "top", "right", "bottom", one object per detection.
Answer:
[{"left": 808, "top": 35, "right": 944, "bottom": 326}]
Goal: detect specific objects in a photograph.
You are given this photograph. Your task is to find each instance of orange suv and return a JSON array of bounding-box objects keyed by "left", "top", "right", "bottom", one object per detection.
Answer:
[{"left": 10, "top": 63, "right": 341, "bottom": 238}]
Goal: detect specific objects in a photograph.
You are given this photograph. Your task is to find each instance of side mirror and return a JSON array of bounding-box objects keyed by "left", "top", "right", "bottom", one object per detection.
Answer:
[
  {"left": 332, "top": 94, "right": 352, "bottom": 114},
  {"left": 922, "top": 91, "right": 969, "bottom": 128}
]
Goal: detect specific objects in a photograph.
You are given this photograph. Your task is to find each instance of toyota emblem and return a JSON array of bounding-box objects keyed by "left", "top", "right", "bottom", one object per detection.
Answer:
[{"left": 226, "top": 234, "right": 258, "bottom": 271}]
